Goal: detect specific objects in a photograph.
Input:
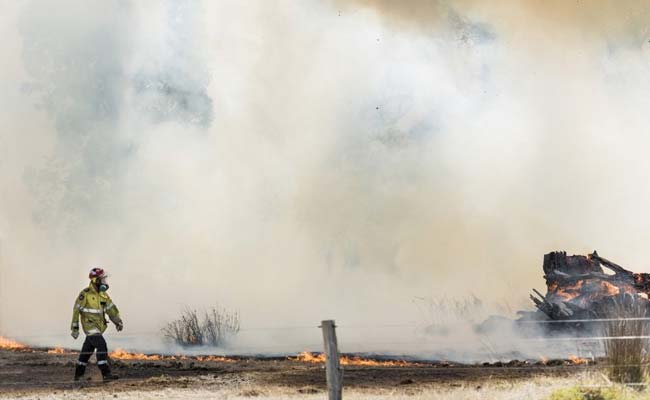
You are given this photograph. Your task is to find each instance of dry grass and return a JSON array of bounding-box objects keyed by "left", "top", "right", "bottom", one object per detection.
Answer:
[
  {"left": 600, "top": 295, "right": 650, "bottom": 384},
  {"left": 0, "top": 376, "right": 600, "bottom": 400},
  {"left": 161, "top": 305, "right": 240, "bottom": 347}
]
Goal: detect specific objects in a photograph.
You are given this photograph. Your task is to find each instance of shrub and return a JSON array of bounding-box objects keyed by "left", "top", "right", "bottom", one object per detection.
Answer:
[{"left": 162, "top": 305, "right": 240, "bottom": 347}]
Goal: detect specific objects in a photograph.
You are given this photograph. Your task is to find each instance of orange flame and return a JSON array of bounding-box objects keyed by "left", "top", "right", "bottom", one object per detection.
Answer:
[
  {"left": 568, "top": 355, "right": 589, "bottom": 365},
  {"left": 47, "top": 347, "right": 67, "bottom": 354},
  {"left": 554, "top": 280, "right": 585, "bottom": 301},
  {"left": 109, "top": 348, "right": 234, "bottom": 362},
  {"left": 600, "top": 281, "right": 620, "bottom": 296},
  {"left": 550, "top": 278, "right": 637, "bottom": 304},
  {"left": 0, "top": 336, "right": 27, "bottom": 350},
  {"left": 110, "top": 348, "right": 164, "bottom": 361},
  {"left": 291, "top": 351, "right": 420, "bottom": 367},
  {"left": 293, "top": 351, "right": 327, "bottom": 363}
]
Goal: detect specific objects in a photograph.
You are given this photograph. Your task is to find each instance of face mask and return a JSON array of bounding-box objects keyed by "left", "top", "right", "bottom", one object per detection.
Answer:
[{"left": 97, "top": 278, "right": 109, "bottom": 292}]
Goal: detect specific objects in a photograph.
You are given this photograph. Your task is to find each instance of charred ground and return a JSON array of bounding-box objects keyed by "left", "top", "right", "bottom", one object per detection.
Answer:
[{"left": 0, "top": 346, "right": 585, "bottom": 397}]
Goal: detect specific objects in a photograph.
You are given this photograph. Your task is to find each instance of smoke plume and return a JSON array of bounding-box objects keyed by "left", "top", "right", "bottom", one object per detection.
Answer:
[{"left": 2, "top": 0, "right": 650, "bottom": 359}]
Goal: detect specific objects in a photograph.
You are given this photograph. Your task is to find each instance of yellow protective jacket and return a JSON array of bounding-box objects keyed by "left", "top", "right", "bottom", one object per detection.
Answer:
[{"left": 71, "top": 284, "right": 122, "bottom": 335}]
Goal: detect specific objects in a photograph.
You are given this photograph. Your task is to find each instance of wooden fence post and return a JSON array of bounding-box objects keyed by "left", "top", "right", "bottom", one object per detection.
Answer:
[{"left": 321, "top": 320, "right": 342, "bottom": 400}]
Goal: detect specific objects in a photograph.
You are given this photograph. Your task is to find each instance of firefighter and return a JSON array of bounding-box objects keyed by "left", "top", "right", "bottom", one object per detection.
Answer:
[{"left": 71, "top": 267, "right": 123, "bottom": 381}]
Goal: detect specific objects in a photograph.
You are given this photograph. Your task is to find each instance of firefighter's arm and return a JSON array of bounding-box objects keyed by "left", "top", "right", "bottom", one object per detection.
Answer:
[
  {"left": 71, "top": 292, "right": 84, "bottom": 339},
  {"left": 105, "top": 295, "right": 123, "bottom": 331}
]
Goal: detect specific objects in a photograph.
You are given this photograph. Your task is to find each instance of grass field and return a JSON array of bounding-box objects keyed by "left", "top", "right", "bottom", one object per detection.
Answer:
[{"left": 0, "top": 376, "right": 582, "bottom": 400}]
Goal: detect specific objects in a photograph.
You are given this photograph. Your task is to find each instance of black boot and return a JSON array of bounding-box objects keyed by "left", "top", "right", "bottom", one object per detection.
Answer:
[
  {"left": 98, "top": 362, "right": 119, "bottom": 382},
  {"left": 74, "top": 363, "right": 86, "bottom": 381}
]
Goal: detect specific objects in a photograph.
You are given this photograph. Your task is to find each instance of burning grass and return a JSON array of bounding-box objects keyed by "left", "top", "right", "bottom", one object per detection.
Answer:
[
  {"left": 47, "top": 347, "right": 67, "bottom": 354},
  {"left": 0, "top": 337, "right": 69, "bottom": 355},
  {"left": 108, "top": 348, "right": 236, "bottom": 363},
  {"left": 0, "top": 336, "right": 27, "bottom": 350},
  {"left": 567, "top": 355, "right": 590, "bottom": 366},
  {"left": 110, "top": 348, "right": 168, "bottom": 361},
  {"left": 291, "top": 351, "right": 423, "bottom": 367}
]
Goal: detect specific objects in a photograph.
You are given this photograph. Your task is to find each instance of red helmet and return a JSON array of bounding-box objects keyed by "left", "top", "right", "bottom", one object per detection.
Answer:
[{"left": 89, "top": 267, "right": 106, "bottom": 280}]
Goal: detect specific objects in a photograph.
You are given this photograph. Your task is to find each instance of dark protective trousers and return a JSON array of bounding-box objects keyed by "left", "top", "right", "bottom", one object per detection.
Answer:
[{"left": 75, "top": 334, "right": 112, "bottom": 378}]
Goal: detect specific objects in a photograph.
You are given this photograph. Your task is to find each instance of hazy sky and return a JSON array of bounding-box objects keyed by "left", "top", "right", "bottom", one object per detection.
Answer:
[{"left": 2, "top": 0, "right": 650, "bottom": 357}]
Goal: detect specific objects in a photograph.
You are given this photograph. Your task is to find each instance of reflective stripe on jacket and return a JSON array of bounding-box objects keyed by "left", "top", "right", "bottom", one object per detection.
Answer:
[{"left": 71, "top": 284, "right": 122, "bottom": 335}]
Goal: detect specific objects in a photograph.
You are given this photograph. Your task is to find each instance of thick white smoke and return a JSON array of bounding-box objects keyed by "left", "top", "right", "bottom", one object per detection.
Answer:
[{"left": 2, "top": 0, "right": 650, "bottom": 360}]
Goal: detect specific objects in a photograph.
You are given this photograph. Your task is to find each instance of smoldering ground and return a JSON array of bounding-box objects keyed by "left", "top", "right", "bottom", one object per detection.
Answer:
[{"left": 2, "top": 0, "right": 650, "bottom": 361}]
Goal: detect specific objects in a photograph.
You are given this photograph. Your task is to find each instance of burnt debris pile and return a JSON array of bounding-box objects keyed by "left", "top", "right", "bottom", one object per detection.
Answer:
[
  {"left": 526, "top": 251, "right": 650, "bottom": 322},
  {"left": 478, "top": 251, "right": 650, "bottom": 335}
]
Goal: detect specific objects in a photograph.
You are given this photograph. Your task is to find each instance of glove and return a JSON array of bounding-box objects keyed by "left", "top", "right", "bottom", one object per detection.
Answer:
[
  {"left": 71, "top": 330, "right": 79, "bottom": 339},
  {"left": 116, "top": 322, "right": 123, "bottom": 332}
]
